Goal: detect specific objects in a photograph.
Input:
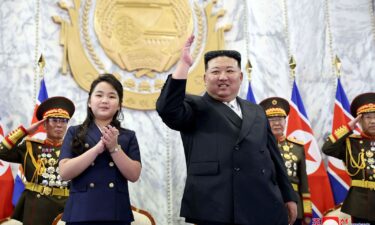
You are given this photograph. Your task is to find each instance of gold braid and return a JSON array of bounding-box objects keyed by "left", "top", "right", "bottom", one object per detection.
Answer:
[
  {"left": 26, "top": 141, "right": 45, "bottom": 183},
  {"left": 345, "top": 138, "right": 366, "bottom": 176}
]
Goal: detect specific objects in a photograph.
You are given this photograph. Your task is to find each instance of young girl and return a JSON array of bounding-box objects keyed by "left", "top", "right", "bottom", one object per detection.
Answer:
[{"left": 59, "top": 74, "right": 141, "bottom": 225}]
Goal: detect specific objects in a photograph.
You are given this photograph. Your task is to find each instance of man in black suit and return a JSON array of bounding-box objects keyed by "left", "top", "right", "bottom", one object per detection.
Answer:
[{"left": 156, "top": 35, "right": 297, "bottom": 225}]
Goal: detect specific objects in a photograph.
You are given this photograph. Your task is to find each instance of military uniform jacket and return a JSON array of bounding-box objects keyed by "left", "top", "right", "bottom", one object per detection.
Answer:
[
  {"left": 278, "top": 136, "right": 312, "bottom": 219},
  {"left": 322, "top": 125, "right": 375, "bottom": 221},
  {"left": 0, "top": 126, "right": 67, "bottom": 225},
  {"left": 156, "top": 76, "right": 297, "bottom": 225},
  {"left": 59, "top": 123, "right": 141, "bottom": 223}
]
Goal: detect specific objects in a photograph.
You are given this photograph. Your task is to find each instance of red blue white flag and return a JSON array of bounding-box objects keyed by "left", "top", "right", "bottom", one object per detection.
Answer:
[
  {"left": 0, "top": 124, "right": 14, "bottom": 219},
  {"left": 326, "top": 78, "right": 352, "bottom": 205},
  {"left": 286, "top": 81, "right": 335, "bottom": 218},
  {"left": 246, "top": 81, "right": 256, "bottom": 104},
  {"left": 29, "top": 78, "right": 48, "bottom": 139}
]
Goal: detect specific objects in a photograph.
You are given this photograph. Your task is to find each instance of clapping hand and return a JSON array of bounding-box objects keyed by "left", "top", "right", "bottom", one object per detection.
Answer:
[{"left": 101, "top": 125, "right": 119, "bottom": 152}]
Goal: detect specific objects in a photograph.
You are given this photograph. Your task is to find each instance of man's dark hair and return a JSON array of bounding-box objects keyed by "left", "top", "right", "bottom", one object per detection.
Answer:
[{"left": 204, "top": 50, "right": 241, "bottom": 71}]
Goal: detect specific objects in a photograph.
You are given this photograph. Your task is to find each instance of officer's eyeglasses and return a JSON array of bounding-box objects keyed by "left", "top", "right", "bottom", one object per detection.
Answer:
[
  {"left": 362, "top": 113, "right": 375, "bottom": 121},
  {"left": 47, "top": 117, "right": 69, "bottom": 124},
  {"left": 268, "top": 117, "right": 285, "bottom": 123}
]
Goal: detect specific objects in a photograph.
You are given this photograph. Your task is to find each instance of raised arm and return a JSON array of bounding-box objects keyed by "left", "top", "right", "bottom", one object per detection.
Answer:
[
  {"left": 156, "top": 35, "right": 196, "bottom": 131},
  {"left": 322, "top": 115, "right": 361, "bottom": 158},
  {"left": 173, "top": 35, "right": 195, "bottom": 80}
]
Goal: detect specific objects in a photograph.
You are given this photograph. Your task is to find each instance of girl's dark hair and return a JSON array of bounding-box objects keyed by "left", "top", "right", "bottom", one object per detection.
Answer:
[{"left": 72, "top": 73, "right": 124, "bottom": 154}]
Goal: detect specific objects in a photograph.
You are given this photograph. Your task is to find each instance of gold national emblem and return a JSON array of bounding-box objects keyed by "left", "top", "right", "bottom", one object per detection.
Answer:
[{"left": 53, "top": 0, "right": 231, "bottom": 110}]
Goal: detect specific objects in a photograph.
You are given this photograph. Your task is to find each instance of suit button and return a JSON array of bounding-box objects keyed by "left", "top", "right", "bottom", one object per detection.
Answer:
[
  {"left": 109, "top": 162, "right": 114, "bottom": 167},
  {"left": 261, "top": 169, "right": 266, "bottom": 174},
  {"left": 89, "top": 183, "right": 95, "bottom": 188},
  {"left": 91, "top": 162, "right": 95, "bottom": 166},
  {"left": 109, "top": 182, "right": 114, "bottom": 188},
  {"left": 234, "top": 145, "right": 239, "bottom": 151},
  {"left": 234, "top": 167, "right": 240, "bottom": 171},
  {"left": 84, "top": 143, "right": 89, "bottom": 148}
]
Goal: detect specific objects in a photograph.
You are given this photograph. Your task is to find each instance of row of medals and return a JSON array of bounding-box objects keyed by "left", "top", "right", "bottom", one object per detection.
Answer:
[
  {"left": 279, "top": 143, "right": 298, "bottom": 177},
  {"left": 363, "top": 141, "right": 375, "bottom": 181},
  {"left": 38, "top": 147, "right": 68, "bottom": 187}
]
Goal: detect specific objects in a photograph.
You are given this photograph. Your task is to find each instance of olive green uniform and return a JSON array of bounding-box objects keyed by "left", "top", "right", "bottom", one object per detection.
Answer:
[
  {"left": 322, "top": 125, "right": 375, "bottom": 221},
  {"left": 278, "top": 136, "right": 312, "bottom": 220},
  {"left": 0, "top": 126, "right": 68, "bottom": 225}
]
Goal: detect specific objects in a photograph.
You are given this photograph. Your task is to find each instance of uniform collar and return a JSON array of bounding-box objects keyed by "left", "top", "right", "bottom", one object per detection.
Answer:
[
  {"left": 360, "top": 132, "right": 375, "bottom": 140},
  {"left": 277, "top": 135, "right": 286, "bottom": 143},
  {"left": 44, "top": 138, "right": 63, "bottom": 147}
]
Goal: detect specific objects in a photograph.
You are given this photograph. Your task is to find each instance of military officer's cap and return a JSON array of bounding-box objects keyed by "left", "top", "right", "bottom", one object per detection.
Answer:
[
  {"left": 259, "top": 97, "right": 290, "bottom": 117},
  {"left": 350, "top": 92, "right": 375, "bottom": 117},
  {"left": 36, "top": 96, "right": 75, "bottom": 120}
]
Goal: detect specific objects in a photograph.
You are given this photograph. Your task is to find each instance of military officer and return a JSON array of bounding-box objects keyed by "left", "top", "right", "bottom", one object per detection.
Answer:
[
  {"left": 0, "top": 96, "right": 75, "bottom": 225},
  {"left": 322, "top": 92, "right": 375, "bottom": 224},
  {"left": 260, "top": 97, "right": 312, "bottom": 225}
]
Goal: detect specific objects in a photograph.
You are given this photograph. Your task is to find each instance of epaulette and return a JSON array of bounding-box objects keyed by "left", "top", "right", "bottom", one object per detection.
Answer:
[
  {"left": 287, "top": 136, "right": 304, "bottom": 146},
  {"left": 24, "top": 137, "right": 45, "bottom": 144},
  {"left": 348, "top": 134, "right": 362, "bottom": 139}
]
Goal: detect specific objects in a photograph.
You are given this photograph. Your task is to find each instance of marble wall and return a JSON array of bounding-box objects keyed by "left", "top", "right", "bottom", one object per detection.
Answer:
[{"left": 0, "top": 0, "right": 374, "bottom": 224}]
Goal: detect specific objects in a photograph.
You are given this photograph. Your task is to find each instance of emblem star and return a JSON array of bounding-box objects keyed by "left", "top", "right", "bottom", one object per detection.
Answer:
[{"left": 304, "top": 140, "right": 316, "bottom": 162}]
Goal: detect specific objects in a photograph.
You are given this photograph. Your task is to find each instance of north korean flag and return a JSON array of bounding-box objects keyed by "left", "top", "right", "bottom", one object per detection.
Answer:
[
  {"left": 326, "top": 78, "right": 353, "bottom": 206},
  {"left": 286, "top": 81, "right": 335, "bottom": 218},
  {"left": 0, "top": 124, "right": 14, "bottom": 219}
]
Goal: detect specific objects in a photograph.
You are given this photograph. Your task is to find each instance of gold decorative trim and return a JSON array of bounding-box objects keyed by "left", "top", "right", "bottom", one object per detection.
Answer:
[
  {"left": 303, "top": 199, "right": 312, "bottom": 214},
  {"left": 265, "top": 108, "right": 287, "bottom": 117},
  {"left": 328, "top": 134, "right": 336, "bottom": 143},
  {"left": 82, "top": 0, "right": 106, "bottom": 71},
  {"left": 192, "top": 2, "right": 203, "bottom": 60},
  {"left": 287, "top": 136, "right": 304, "bottom": 146},
  {"left": 2, "top": 126, "right": 27, "bottom": 149},
  {"left": 333, "top": 125, "right": 350, "bottom": 140},
  {"left": 351, "top": 179, "right": 375, "bottom": 189}
]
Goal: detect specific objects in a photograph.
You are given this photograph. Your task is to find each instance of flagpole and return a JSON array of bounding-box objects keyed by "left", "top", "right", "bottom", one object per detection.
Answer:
[
  {"left": 334, "top": 55, "right": 341, "bottom": 78},
  {"left": 246, "top": 59, "right": 252, "bottom": 82},
  {"left": 33, "top": 54, "right": 45, "bottom": 106},
  {"left": 289, "top": 56, "right": 296, "bottom": 80}
]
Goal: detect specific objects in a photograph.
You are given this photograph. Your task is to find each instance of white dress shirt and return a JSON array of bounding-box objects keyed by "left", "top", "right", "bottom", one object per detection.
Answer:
[{"left": 223, "top": 99, "right": 242, "bottom": 119}]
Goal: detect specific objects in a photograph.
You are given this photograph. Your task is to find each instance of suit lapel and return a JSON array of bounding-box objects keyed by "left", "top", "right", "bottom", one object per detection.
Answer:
[
  {"left": 236, "top": 98, "right": 257, "bottom": 143},
  {"left": 86, "top": 123, "right": 102, "bottom": 145},
  {"left": 203, "top": 93, "right": 242, "bottom": 128}
]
